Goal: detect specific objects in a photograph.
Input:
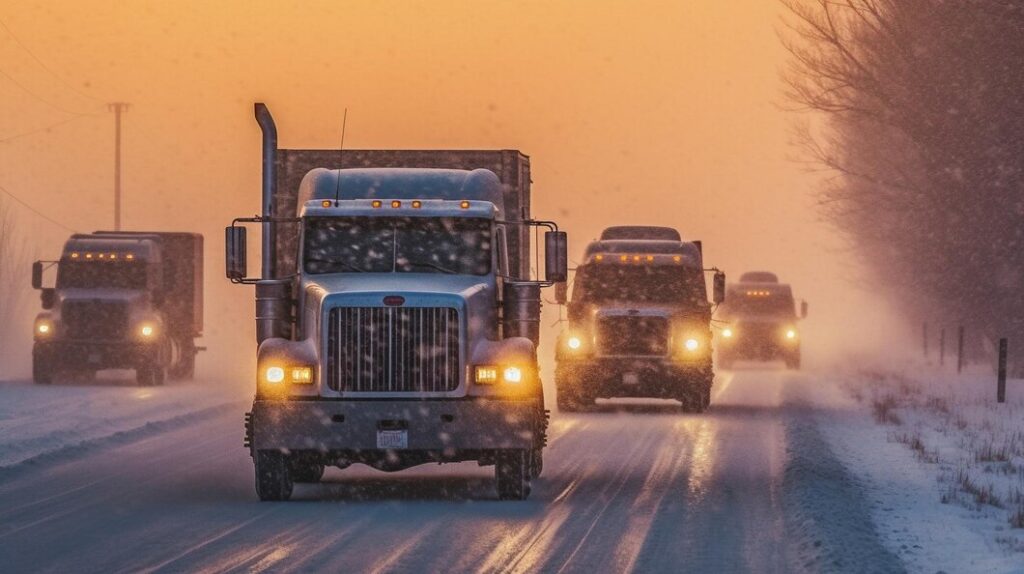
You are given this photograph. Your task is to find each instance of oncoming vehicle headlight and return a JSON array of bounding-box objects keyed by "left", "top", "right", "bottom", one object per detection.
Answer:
[
  {"left": 262, "top": 365, "right": 315, "bottom": 386},
  {"left": 138, "top": 322, "right": 158, "bottom": 339},
  {"left": 35, "top": 318, "right": 54, "bottom": 338},
  {"left": 722, "top": 328, "right": 733, "bottom": 338},
  {"left": 684, "top": 338, "right": 700, "bottom": 352},
  {"left": 474, "top": 365, "right": 525, "bottom": 385},
  {"left": 785, "top": 329, "right": 798, "bottom": 340},
  {"left": 567, "top": 336, "right": 582, "bottom": 350}
]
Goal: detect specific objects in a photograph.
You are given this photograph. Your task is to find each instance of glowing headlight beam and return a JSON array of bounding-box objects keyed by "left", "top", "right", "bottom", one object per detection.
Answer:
[
  {"left": 265, "top": 366, "right": 285, "bottom": 384},
  {"left": 503, "top": 366, "right": 523, "bottom": 384},
  {"left": 567, "top": 336, "right": 582, "bottom": 350},
  {"left": 684, "top": 338, "right": 700, "bottom": 351},
  {"left": 722, "top": 328, "right": 733, "bottom": 338}
]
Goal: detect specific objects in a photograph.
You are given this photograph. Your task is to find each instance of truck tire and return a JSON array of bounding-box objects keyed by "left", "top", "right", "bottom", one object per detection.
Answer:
[
  {"left": 288, "top": 460, "right": 325, "bottom": 483},
  {"left": 32, "top": 357, "right": 53, "bottom": 385},
  {"left": 530, "top": 448, "right": 544, "bottom": 479},
  {"left": 169, "top": 339, "right": 196, "bottom": 380},
  {"left": 496, "top": 450, "right": 532, "bottom": 500},
  {"left": 255, "top": 451, "right": 294, "bottom": 501}
]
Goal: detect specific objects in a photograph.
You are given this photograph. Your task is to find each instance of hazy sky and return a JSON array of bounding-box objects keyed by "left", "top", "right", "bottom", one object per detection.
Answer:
[{"left": 0, "top": 1, "right": 912, "bottom": 376}]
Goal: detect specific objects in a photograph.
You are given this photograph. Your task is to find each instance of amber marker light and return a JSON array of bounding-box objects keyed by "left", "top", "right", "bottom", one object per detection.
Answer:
[
  {"left": 391, "top": 200, "right": 402, "bottom": 208},
  {"left": 411, "top": 200, "right": 422, "bottom": 209},
  {"left": 475, "top": 366, "right": 499, "bottom": 383},
  {"left": 291, "top": 367, "right": 314, "bottom": 384},
  {"left": 371, "top": 200, "right": 383, "bottom": 208},
  {"left": 460, "top": 200, "right": 471, "bottom": 209},
  {"left": 322, "top": 200, "right": 332, "bottom": 207}
]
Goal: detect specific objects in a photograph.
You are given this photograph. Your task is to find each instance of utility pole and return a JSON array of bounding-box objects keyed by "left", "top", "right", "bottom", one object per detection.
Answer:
[{"left": 108, "top": 102, "right": 129, "bottom": 230}]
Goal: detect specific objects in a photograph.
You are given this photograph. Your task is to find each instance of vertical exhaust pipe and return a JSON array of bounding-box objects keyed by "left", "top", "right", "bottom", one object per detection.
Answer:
[
  {"left": 253, "top": 103, "right": 291, "bottom": 342},
  {"left": 255, "top": 103, "right": 277, "bottom": 279}
]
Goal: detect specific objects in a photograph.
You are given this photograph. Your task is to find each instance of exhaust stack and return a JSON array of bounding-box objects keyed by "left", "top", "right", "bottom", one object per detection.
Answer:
[{"left": 255, "top": 103, "right": 277, "bottom": 279}]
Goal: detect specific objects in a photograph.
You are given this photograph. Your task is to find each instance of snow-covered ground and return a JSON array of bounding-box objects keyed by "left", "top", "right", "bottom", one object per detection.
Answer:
[
  {"left": 821, "top": 363, "right": 1024, "bottom": 571},
  {"left": 0, "top": 373, "right": 249, "bottom": 471},
  {"left": 0, "top": 365, "right": 1021, "bottom": 572}
]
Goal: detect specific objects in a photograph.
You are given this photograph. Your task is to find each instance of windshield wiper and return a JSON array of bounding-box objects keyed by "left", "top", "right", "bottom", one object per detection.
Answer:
[
  {"left": 305, "top": 258, "right": 370, "bottom": 273},
  {"left": 402, "top": 260, "right": 459, "bottom": 274}
]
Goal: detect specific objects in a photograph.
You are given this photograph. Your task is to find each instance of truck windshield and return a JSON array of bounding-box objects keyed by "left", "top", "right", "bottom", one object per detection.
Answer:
[
  {"left": 721, "top": 292, "right": 795, "bottom": 317},
  {"left": 56, "top": 261, "right": 149, "bottom": 289},
  {"left": 304, "top": 216, "right": 492, "bottom": 275},
  {"left": 573, "top": 264, "right": 707, "bottom": 306}
]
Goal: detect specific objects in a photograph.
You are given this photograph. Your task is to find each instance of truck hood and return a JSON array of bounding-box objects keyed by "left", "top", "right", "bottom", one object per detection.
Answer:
[{"left": 306, "top": 273, "right": 492, "bottom": 301}]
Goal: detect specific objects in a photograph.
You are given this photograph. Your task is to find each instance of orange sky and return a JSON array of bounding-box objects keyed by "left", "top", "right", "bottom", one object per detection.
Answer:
[{"left": 0, "top": 1, "right": 913, "bottom": 377}]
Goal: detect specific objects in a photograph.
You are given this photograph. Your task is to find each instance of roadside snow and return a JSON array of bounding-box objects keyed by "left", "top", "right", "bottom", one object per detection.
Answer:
[
  {"left": 818, "top": 363, "right": 1024, "bottom": 572},
  {"left": 0, "top": 374, "right": 248, "bottom": 471}
]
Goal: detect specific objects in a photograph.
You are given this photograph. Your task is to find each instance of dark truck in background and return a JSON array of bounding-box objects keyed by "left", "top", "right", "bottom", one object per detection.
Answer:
[
  {"left": 225, "top": 104, "right": 567, "bottom": 501},
  {"left": 715, "top": 271, "right": 807, "bottom": 369},
  {"left": 31, "top": 231, "right": 203, "bottom": 385},
  {"left": 554, "top": 226, "right": 725, "bottom": 412}
]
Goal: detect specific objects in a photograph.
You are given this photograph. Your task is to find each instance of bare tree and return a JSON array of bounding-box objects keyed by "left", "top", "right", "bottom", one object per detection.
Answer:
[{"left": 782, "top": 0, "right": 1024, "bottom": 364}]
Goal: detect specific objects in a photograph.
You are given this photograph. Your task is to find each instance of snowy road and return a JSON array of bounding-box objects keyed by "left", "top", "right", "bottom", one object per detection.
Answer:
[{"left": 0, "top": 370, "right": 902, "bottom": 573}]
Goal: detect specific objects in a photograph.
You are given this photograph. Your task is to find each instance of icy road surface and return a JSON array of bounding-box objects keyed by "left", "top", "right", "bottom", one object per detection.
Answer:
[{"left": 0, "top": 371, "right": 905, "bottom": 573}]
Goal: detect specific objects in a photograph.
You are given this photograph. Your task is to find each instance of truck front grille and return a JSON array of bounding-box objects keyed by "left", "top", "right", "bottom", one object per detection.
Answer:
[
  {"left": 327, "top": 307, "right": 461, "bottom": 393},
  {"left": 597, "top": 315, "right": 669, "bottom": 356},
  {"left": 63, "top": 301, "right": 129, "bottom": 340}
]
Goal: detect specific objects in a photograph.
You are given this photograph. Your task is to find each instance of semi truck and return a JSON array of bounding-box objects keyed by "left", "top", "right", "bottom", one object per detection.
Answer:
[
  {"left": 554, "top": 226, "right": 725, "bottom": 412},
  {"left": 715, "top": 271, "right": 807, "bottom": 369},
  {"left": 226, "top": 104, "right": 567, "bottom": 501},
  {"left": 31, "top": 231, "right": 203, "bottom": 385}
]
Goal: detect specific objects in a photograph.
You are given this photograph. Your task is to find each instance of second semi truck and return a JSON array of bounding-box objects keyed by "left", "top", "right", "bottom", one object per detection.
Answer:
[
  {"left": 226, "top": 104, "right": 567, "bottom": 501},
  {"left": 554, "top": 226, "right": 725, "bottom": 412}
]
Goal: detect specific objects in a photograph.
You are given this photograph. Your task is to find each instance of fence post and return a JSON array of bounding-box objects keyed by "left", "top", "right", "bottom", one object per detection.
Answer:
[
  {"left": 998, "top": 338, "right": 1007, "bottom": 404},
  {"left": 940, "top": 328, "right": 946, "bottom": 367},
  {"left": 957, "top": 325, "right": 965, "bottom": 374},
  {"left": 923, "top": 322, "right": 929, "bottom": 358}
]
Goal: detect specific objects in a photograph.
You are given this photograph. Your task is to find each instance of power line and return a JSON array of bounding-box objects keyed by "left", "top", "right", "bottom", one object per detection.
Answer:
[
  {"left": 0, "top": 181, "right": 76, "bottom": 232},
  {"left": 0, "top": 15, "right": 102, "bottom": 103},
  {"left": 0, "top": 65, "right": 96, "bottom": 116},
  {"left": 0, "top": 112, "right": 100, "bottom": 144}
]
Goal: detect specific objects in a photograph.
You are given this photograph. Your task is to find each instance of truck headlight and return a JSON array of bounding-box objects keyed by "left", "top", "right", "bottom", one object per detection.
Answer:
[
  {"left": 263, "top": 365, "right": 314, "bottom": 385},
  {"left": 474, "top": 365, "right": 524, "bottom": 384},
  {"left": 567, "top": 336, "right": 582, "bottom": 350},
  {"left": 785, "top": 329, "right": 797, "bottom": 340},
  {"left": 684, "top": 338, "right": 700, "bottom": 352},
  {"left": 265, "top": 366, "right": 285, "bottom": 384},
  {"left": 35, "top": 319, "right": 54, "bottom": 339},
  {"left": 722, "top": 328, "right": 733, "bottom": 338},
  {"left": 138, "top": 322, "right": 158, "bottom": 339},
  {"left": 290, "top": 367, "right": 314, "bottom": 384}
]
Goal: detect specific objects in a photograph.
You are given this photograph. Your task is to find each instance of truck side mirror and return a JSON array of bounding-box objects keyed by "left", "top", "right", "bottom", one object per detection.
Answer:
[
  {"left": 545, "top": 231, "right": 568, "bottom": 283},
  {"left": 554, "top": 281, "right": 568, "bottom": 305},
  {"left": 31, "top": 261, "right": 43, "bottom": 290},
  {"left": 713, "top": 271, "right": 726, "bottom": 304},
  {"left": 40, "top": 288, "right": 56, "bottom": 310},
  {"left": 225, "top": 226, "right": 247, "bottom": 280},
  {"left": 801, "top": 300, "right": 809, "bottom": 319}
]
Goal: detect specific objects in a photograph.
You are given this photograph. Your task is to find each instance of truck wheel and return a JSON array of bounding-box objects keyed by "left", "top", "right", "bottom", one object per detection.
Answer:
[
  {"left": 496, "top": 450, "right": 532, "bottom": 500},
  {"left": 530, "top": 448, "right": 544, "bottom": 479},
  {"left": 255, "top": 451, "right": 294, "bottom": 501},
  {"left": 288, "top": 460, "right": 325, "bottom": 483},
  {"left": 33, "top": 358, "right": 53, "bottom": 385}
]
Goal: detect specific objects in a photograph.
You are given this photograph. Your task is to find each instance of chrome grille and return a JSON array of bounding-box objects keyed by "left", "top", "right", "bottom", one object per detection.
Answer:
[
  {"left": 597, "top": 315, "right": 669, "bottom": 356},
  {"left": 327, "top": 307, "right": 460, "bottom": 393},
  {"left": 62, "top": 301, "right": 129, "bottom": 339}
]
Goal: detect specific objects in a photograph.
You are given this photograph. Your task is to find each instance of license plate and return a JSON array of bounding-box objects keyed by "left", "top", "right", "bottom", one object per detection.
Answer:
[
  {"left": 376, "top": 429, "right": 408, "bottom": 449},
  {"left": 622, "top": 372, "right": 640, "bottom": 385}
]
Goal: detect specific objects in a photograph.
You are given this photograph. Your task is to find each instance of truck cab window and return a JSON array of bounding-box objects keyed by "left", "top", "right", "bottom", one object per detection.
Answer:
[
  {"left": 304, "top": 216, "right": 492, "bottom": 276},
  {"left": 56, "top": 261, "right": 149, "bottom": 290}
]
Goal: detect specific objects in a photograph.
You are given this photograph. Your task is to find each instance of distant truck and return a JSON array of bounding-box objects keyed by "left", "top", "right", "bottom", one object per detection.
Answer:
[
  {"left": 715, "top": 271, "right": 807, "bottom": 369},
  {"left": 225, "top": 104, "right": 567, "bottom": 501},
  {"left": 554, "top": 226, "right": 725, "bottom": 412},
  {"left": 31, "top": 231, "right": 203, "bottom": 385}
]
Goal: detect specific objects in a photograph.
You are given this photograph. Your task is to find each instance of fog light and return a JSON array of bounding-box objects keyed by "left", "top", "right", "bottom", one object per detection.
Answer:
[
  {"left": 722, "top": 328, "right": 733, "bottom": 338},
  {"left": 35, "top": 319, "right": 53, "bottom": 338},
  {"left": 786, "top": 329, "right": 797, "bottom": 340},
  {"left": 503, "top": 366, "right": 523, "bottom": 384},
  {"left": 291, "top": 367, "right": 314, "bottom": 384},
  {"left": 684, "top": 338, "right": 700, "bottom": 351},
  {"left": 265, "top": 366, "right": 285, "bottom": 384},
  {"left": 475, "top": 366, "right": 499, "bottom": 384},
  {"left": 567, "top": 336, "right": 582, "bottom": 350}
]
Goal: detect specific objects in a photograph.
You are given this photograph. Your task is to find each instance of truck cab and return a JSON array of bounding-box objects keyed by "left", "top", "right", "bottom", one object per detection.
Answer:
[
  {"left": 715, "top": 271, "right": 807, "bottom": 369},
  {"left": 555, "top": 226, "right": 725, "bottom": 412},
  {"left": 227, "top": 104, "right": 567, "bottom": 501},
  {"left": 31, "top": 232, "right": 203, "bottom": 385}
]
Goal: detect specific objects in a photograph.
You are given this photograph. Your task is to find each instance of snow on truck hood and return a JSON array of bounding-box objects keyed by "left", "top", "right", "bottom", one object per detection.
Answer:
[{"left": 306, "top": 273, "right": 492, "bottom": 307}]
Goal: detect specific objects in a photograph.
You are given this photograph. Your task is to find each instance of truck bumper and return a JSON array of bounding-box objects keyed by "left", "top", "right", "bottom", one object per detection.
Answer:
[
  {"left": 34, "top": 341, "right": 160, "bottom": 370},
  {"left": 249, "top": 397, "right": 544, "bottom": 453},
  {"left": 718, "top": 340, "right": 799, "bottom": 362},
  {"left": 556, "top": 357, "right": 711, "bottom": 399}
]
